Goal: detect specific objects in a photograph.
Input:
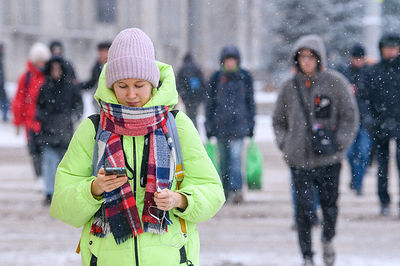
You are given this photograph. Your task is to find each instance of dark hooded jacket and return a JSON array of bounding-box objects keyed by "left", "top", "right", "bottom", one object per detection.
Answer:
[
  {"left": 273, "top": 35, "right": 359, "bottom": 169},
  {"left": 176, "top": 55, "right": 205, "bottom": 104},
  {"left": 36, "top": 56, "right": 83, "bottom": 149},
  {"left": 205, "top": 45, "right": 256, "bottom": 140},
  {"left": 362, "top": 34, "right": 400, "bottom": 139}
]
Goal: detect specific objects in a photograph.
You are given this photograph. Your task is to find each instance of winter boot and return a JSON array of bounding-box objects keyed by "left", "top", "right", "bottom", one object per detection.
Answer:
[
  {"left": 303, "top": 256, "right": 314, "bottom": 266},
  {"left": 323, "top": 241, "right": 335, "bottom": 266}
]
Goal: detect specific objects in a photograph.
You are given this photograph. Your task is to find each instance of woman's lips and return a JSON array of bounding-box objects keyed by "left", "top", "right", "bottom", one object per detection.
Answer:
[{"left": 126, "top": 101, "right": 139, "bottom": 106}]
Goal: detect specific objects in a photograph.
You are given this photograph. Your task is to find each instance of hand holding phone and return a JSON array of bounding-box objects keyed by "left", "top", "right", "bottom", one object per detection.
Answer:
[{"left": 104, "top": 167, "right": 127, "bottom": 177}]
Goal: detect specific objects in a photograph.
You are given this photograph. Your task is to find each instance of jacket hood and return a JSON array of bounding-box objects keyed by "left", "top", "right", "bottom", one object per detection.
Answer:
[
  {"left": 292, "top": 34, "right": 327, "bottom": 70},
  {"left": 220, "top": 45, "right": 241, "bottom": 65},
  {"left": 94, "top": 61, "right": 178, "bottom": 109}
]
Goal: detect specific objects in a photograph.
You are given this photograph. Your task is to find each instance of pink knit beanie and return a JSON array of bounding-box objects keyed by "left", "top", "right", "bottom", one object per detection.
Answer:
[{"left": 105, "top": 28, "right": 160, "bottom": 88}]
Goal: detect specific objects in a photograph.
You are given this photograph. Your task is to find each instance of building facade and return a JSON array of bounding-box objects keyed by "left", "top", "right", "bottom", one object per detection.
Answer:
[{"left": 0, "top": 0, "right": 269, "bottom": 85}]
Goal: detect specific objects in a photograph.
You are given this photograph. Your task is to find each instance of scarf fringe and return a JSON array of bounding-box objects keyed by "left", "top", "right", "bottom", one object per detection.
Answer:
[{"left": 144, "top": 222, "right": 167, "bottom": 234}]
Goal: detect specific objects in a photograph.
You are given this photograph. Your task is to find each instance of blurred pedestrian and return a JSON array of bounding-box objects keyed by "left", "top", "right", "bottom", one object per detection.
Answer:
[
  {"left": 49, "top": 40, "right": 77, "bottom": 84},
  {"left": 273, "top": 34, "right": 359, "bottom": 266},
  {"left": 11, "top": 42, "right": 51, "bottom": 184},
  {"left": 49, "top": 28, "right": 224, "bottom": 265},
  {"left": 0, "top": 43, "right": 9, "bottom": 122},
  {"left": 36, "top": 56, "right": 83, "bottom": 205},
  {"left": 176, "top": 52, "right": 205, "bottom": 128},
  {"left": 80, "top": 41, "right": 111, "bottom": 113},
  {"left": 205, "top": 45, "right": 256, "bottom": 204},
  {"left": 338, "top": 44, "right": 371, "bottom": 196},
  {"left": 363, "top": 33, "right": 400, "bottom": 216}
]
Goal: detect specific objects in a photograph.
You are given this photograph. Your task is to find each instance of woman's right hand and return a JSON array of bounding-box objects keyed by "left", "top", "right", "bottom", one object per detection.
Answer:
[{"left": 91, "top": 168, "right": 128, "bottom": 196}]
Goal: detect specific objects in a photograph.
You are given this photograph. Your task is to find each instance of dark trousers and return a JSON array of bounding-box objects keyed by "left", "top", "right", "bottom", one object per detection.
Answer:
[
  {"left": 28, "top": 130, "right": 43, "bottom": 178},
  {"left": 184, "top": 100, "right": 201, "bottom": 129},
  {"left": 375, "top": 136, "right": 400, "bottom": 207},
  {"left": 290, "top": 163, "right": 341, "bottom": 258}
]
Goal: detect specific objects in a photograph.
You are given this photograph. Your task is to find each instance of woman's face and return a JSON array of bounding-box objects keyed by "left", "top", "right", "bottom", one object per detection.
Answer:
[{"left": 113, "top": 78, "right": 153, "bottom": 107}]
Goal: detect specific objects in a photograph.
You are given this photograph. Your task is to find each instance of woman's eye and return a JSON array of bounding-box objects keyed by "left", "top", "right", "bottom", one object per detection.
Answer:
[{"left": 135, "top": 85, "right": 143, "bottom": 88}]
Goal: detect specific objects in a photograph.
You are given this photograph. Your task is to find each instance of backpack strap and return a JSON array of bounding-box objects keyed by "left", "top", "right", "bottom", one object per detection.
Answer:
[
  {"left": 76, "top": 114, "right": 101, "bottom": 254},
  {"left": 88, "top": 114, "right": 101, "bottom": 176},
  {"left": 167, "top": 111, "right": 184, "bottom": 184},
  {"left": 166, "top": 110, "right": 193, "bottom": 266}
]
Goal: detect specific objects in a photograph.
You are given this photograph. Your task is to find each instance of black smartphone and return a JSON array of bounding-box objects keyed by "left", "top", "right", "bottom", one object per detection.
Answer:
[{"left": 104, "top": 167, "right": 127, "bottom": 177}]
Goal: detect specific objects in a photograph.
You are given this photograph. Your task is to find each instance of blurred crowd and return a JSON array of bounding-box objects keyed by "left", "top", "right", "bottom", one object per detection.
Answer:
[{"left": 1, "top": 31, "right": 400, "bottom": 266}]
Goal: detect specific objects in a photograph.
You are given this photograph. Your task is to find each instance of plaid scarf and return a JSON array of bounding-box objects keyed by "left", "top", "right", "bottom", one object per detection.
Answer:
[{"left": 90, "top": 101, "right": 176, "bottom": 244}]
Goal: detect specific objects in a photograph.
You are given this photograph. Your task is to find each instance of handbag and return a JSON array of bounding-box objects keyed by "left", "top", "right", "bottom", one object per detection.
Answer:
[
  {"left": 246, "top": 138, "right": 263, "bottom": 189},
  {"left": 294, "top": 79, "right": 337, "bottom": 155}
]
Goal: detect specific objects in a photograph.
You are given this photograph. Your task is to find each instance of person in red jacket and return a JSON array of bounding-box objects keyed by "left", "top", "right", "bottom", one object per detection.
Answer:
[{"left": 11, "top": 42, "right": 51, "bottom": 182}]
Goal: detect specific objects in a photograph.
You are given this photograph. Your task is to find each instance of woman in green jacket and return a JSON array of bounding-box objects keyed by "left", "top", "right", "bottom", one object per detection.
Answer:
[{"left": 50, "top": 28, "right": 225, "bottom": 266}]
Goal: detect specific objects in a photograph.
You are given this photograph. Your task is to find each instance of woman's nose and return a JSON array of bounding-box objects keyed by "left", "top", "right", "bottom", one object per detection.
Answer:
[{"left": 126, "top": 88, "right": 136, "bottom": 98}]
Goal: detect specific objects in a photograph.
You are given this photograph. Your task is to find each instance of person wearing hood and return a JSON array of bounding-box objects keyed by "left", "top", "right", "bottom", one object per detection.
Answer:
[
  {"left": 176, "top": 53, "right": 205, "bottom": 129},
  {"left": 273, "top": 34, "right": 358, "bottom": 266},
  {"left": 49, "top": 40, "right": 78, "bottom": 85},
  {"left": 36, "top": 56, "right": 83, "bottom": 205},
  {"left": 362, "top": 33, "right": 400, "bottom": 217},
  {"left": 50, "top": 28, "right": 225, "bottom": 266},
  {"left": 11, "top": 42, "right": 52, "bottom": 187},
  {"left": 205, "top": 45, "right": 256, "bottom": 204}
]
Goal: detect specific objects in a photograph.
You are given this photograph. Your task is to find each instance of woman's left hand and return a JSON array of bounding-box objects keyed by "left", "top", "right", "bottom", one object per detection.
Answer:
[{"left": 154, "top": 189, "right": 188, "bottom": 211}]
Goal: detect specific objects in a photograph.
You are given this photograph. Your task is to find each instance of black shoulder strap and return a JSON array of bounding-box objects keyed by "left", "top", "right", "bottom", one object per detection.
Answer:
[
  {"left": 25, "top": 72, "right": 31, "bottom": 88},
  {"left": 170, "top": 109, "right": 179, "bottom": 118},
  {"left": 88, "top": 114, "right": 101, "bottom": 138},
  {"left": 294, "top": 79, "right": 313, "bottom": 135},
  {"left": 88, "top": 114, "right": 101, "bottom": 176}
]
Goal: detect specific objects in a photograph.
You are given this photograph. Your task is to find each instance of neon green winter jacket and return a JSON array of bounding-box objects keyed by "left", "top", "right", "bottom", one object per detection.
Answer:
[{"left": 50, "top": 62, "right": 225, "bottom": 266}]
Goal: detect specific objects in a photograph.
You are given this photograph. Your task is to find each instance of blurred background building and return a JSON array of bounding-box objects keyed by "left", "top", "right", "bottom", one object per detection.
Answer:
[{"left": 0, "top": 0, "right": 398, "bottom": 90}]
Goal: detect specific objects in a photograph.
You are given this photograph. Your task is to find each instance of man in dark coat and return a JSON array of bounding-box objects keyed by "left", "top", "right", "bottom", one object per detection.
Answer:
[
  {"left": 36, "top": 56, "right": 83, "bottom": 205},
  {"left": 205, "top": 45, "right": 256, "bottom": 204},
  {"left": 363, "top": 33, "right": 400, "bottom": 216},
  {"left": 338, "top": 44, "right": 371, "bottom": 196},
  {"left": 176, "top": 53, "right": 205, "bottom": 129}
]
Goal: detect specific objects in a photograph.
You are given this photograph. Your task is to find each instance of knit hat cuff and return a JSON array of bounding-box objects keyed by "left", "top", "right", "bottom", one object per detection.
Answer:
[{"left": 105, "top": 56, "right": 160, "bottom": 88}]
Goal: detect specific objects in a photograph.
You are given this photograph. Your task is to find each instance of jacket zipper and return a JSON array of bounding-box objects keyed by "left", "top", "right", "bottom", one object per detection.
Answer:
[
  {"left": 132, "top": 138, "right": 139, "bottom": 266},
  {"left": 120, "top": 136, "right": 140, "bottom": 265}
]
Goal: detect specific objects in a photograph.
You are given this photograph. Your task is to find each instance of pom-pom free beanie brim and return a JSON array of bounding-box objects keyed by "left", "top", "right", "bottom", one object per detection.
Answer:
[{"left": 105, "top": 28, "right": 160, "bottom": 88}]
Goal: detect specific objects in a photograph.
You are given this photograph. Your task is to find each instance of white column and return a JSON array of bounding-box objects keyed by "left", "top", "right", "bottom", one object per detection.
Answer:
[{"left": 363, "top": 0, "right": 382, "bottom": 61}]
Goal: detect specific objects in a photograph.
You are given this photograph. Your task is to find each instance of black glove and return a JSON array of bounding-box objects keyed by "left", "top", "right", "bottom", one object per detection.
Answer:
[{"left": 248, "top": 129, "right": 254, "bottom": 138}]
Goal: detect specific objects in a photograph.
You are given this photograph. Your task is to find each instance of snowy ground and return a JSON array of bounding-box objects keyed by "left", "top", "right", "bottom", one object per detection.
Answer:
[{"left": 1, "top": 89, "right": 400, "bottom": 266}]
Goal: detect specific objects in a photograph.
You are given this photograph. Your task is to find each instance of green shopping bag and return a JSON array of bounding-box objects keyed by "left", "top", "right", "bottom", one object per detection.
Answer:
[
  {"left": 205, "top": 140, "right": 220, "bottom": 174},
  {"left": 246, "top": 138, "right": 263, "bottom": 189}
]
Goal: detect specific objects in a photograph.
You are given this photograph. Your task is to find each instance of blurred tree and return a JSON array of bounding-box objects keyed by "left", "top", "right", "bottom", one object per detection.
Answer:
[
  {"left": 269, "top": 0, "right": 364, "bottom": 77},
  {"left": 382, "top": 0, "right": 400, "bottom": 34}
]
